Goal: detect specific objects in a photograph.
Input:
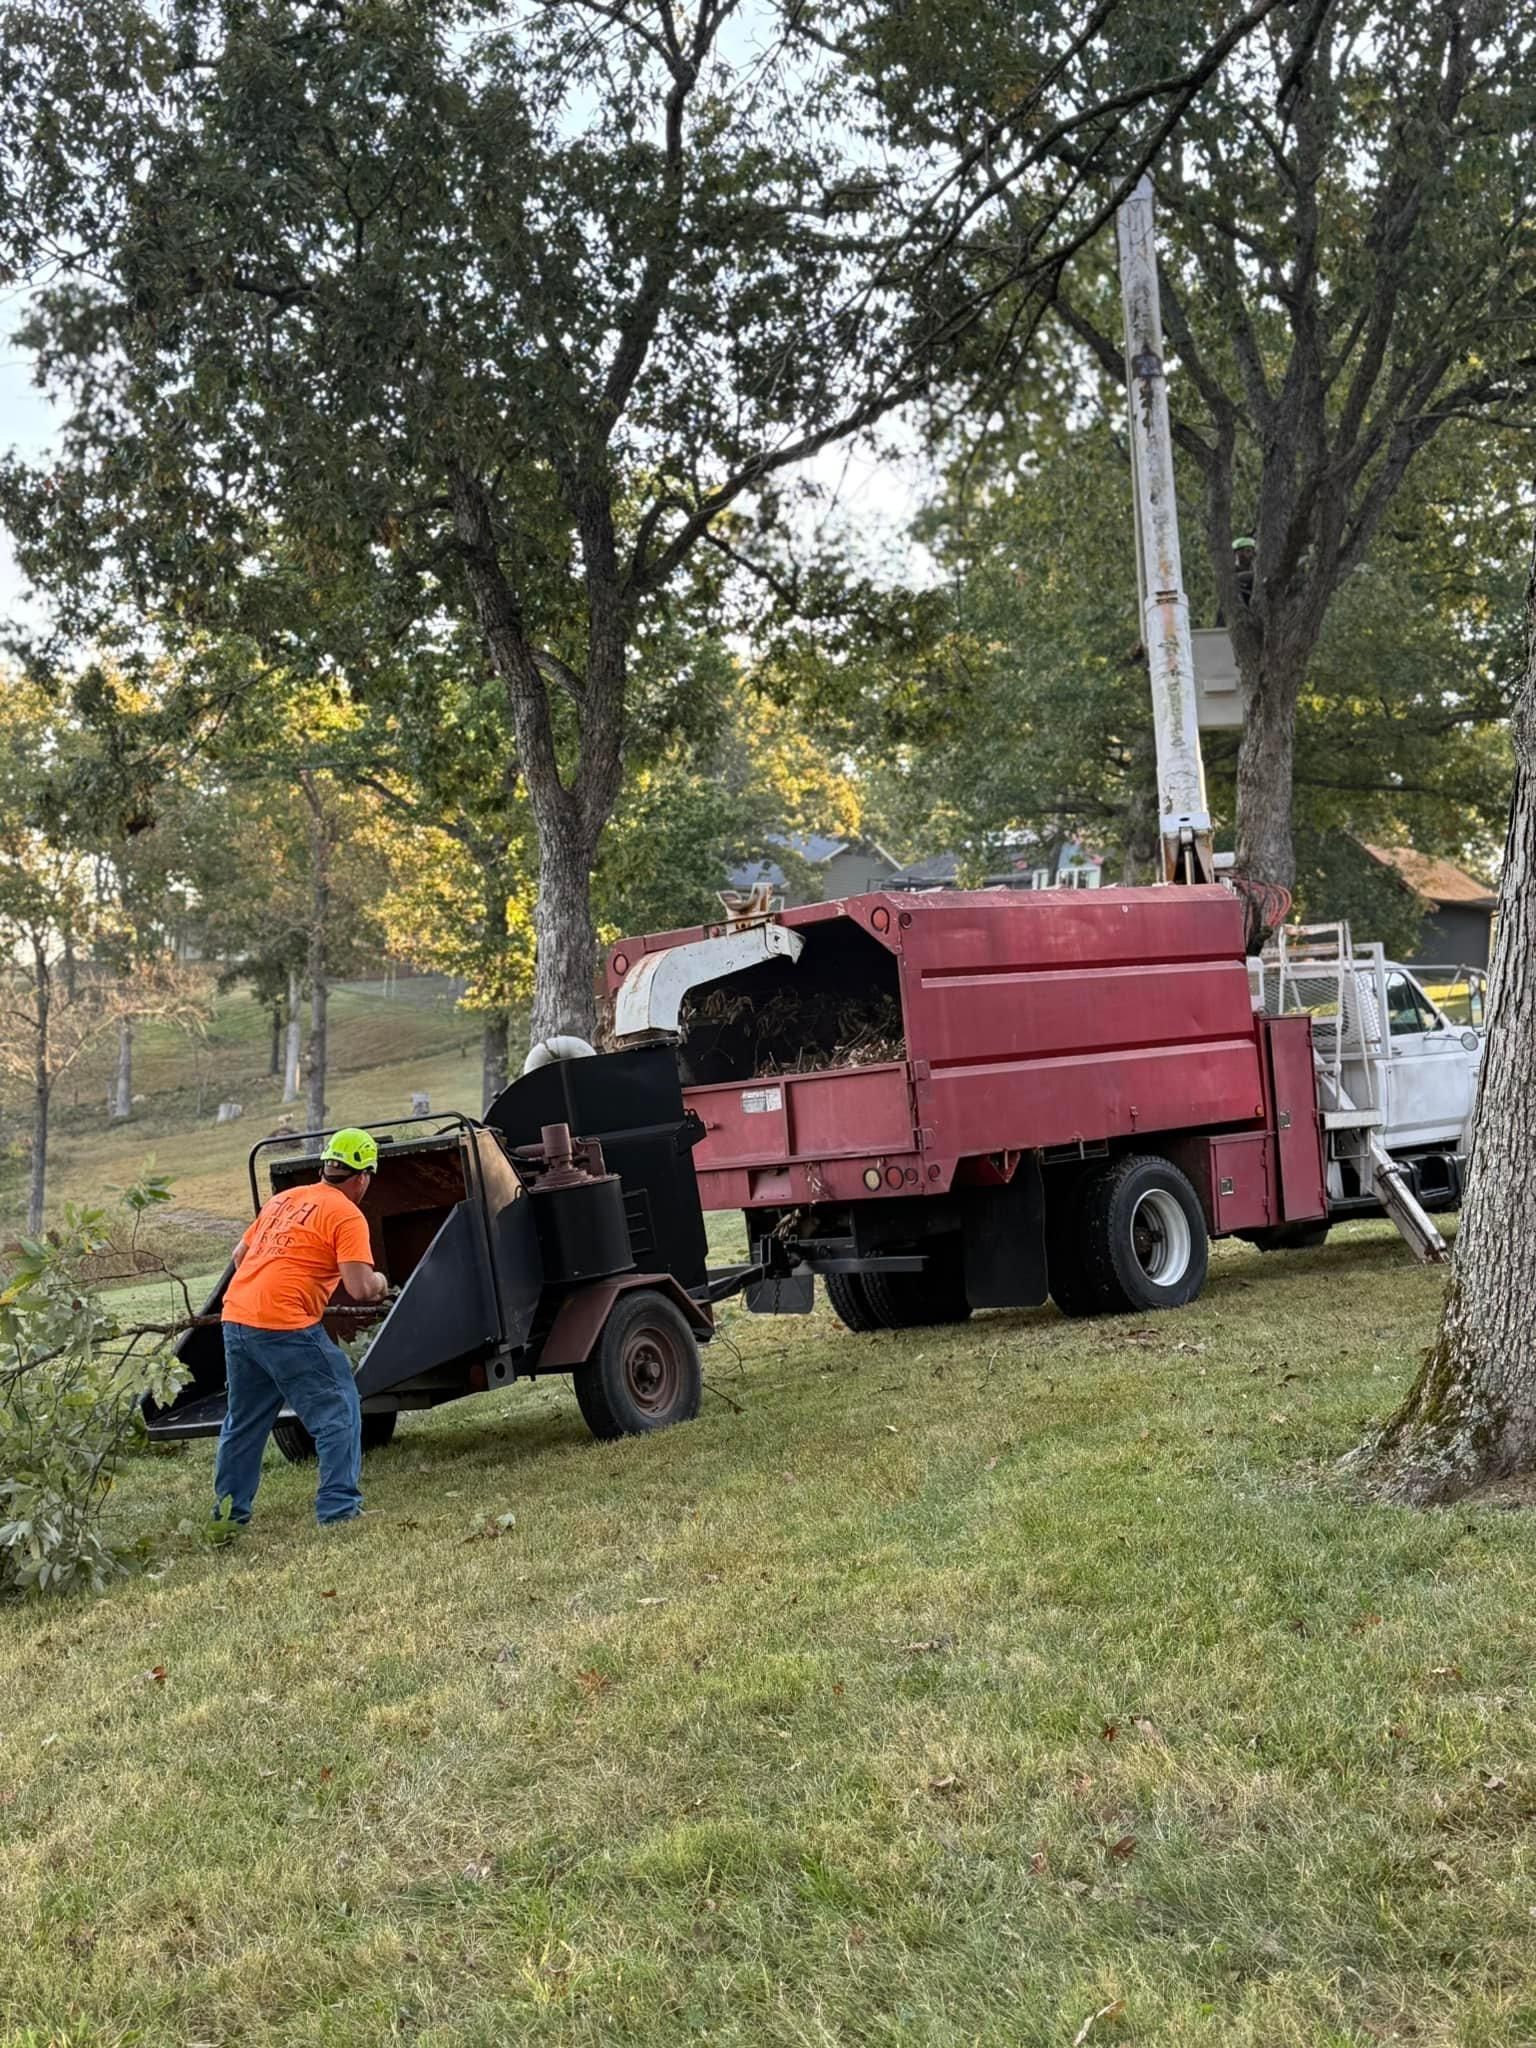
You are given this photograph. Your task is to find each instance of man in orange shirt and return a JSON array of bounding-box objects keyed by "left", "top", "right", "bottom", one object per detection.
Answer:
[{"left": 215, "top": 1127, "right": 389, "bottom": 1527}]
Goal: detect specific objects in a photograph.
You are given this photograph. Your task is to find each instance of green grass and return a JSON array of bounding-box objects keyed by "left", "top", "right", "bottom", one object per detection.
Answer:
[{"left": 5, "top": 1223, "right": 1534, "bottom": 2047}]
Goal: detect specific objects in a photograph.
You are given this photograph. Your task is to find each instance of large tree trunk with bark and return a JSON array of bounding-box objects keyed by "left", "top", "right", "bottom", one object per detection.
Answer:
[
  {"left": 453, "top": 468, "right": 620, "bottom": 1048},
  {"left": 269, "top": 1001, "right": 282, "bottom": 1077},
  {"left": 529, "top": 809, "right": 602, "bottom": 1044},
  {"left": 27, "top": 943, "right": 50, "bottom": 1235},
  {"left": 1117, "top": 726, "right": 1160, "bottom": 884},
  {"left": 283, "top": 967, "right": 302, "bottom": 1105},
  {"left": 1360, "top": 549, "right": 1536, "bottom": 1504},
  {"left": 1232, "top": 653, "right": 1303, "bottom": 889},
  {"left": 111, "top": 1014, "right": 132, "bottom": 1122}
]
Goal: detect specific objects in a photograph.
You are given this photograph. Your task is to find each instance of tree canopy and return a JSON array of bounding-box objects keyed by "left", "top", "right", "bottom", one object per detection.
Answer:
[{"left": 0, "top": 0, "right": 1289, "bottom": 1031}]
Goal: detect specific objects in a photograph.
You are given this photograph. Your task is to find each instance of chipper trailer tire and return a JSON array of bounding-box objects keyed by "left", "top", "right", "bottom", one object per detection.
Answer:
[
  {"left": 572, "top": 1288, "right": 703, "bottom": 1439},
  {"left": 141, "top": 1049, "right": 718, "bottom": 1459}
]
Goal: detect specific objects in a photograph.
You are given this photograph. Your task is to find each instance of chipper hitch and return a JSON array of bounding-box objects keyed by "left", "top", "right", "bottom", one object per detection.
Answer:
[{"left": 142, "top": 1047, "right": 719, "bottom": 1456}]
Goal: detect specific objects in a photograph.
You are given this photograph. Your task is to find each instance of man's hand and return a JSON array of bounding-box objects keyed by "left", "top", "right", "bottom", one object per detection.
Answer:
[{"left": 339, "top": 1261, "right": 389, "bottom": 1303}]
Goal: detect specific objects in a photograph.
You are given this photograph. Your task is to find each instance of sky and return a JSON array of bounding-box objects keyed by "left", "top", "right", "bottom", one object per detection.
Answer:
[{"left": 0, "top": 282, "right": 59, "bottom": 629}]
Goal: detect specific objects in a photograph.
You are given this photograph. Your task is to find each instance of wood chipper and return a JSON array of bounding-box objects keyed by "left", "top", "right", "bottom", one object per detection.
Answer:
[{"left": 142, "top": 1048, "right": 718, "bottom": 1456}]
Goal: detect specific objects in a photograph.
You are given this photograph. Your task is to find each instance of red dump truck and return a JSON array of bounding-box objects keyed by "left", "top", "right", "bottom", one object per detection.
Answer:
[{"left": 605, "top": 884, "right": 1331, "bottom": 1327}]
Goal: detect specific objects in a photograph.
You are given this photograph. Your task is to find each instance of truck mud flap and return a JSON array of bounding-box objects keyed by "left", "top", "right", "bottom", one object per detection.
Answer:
[
  {"left": 959, "top": 1163, "right": 1048, "bottom": 1309},
  {"left": 745, "top": 1269, "right": 814, "bottom": 1314}
]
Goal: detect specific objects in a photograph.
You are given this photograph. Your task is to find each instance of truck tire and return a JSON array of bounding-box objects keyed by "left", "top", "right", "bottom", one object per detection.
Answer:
[
  {"left": 825, "top": 1271, "right": 880, "bottom": 1332},
  {"left": 574, "top": 1289, "right": 703, "bottom": 1441},
  {"left": 273, "top": 1410, "right": 398, "bottom": 1464},
  {"left": 862, "top": 1244, "right": 972, "bottom": 1329},
  {"left": 1072, "top": 1155, "right": 1208, "bottom": 1315}
]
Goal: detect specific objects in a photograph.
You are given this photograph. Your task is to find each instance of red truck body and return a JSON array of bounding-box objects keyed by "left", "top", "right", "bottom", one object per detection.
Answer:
[{"left": 608, "top": 885, "right": 1328, "bottom": 1241}]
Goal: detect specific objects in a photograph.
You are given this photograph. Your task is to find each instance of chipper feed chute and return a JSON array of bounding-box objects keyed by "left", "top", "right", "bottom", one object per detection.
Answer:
[{"left": 141, "top": 1047, "right": 714, "bottom": 1455}]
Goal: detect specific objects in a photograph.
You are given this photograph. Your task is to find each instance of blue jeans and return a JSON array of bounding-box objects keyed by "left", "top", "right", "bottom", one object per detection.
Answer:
[{"left": 214, "top": 1322, "right": 363, "bottom": 1525}]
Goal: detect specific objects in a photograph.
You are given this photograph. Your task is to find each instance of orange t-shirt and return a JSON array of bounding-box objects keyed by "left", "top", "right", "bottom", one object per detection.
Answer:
[{"left": 222, "top": 1181, "right": 374, "bottom": 1331}]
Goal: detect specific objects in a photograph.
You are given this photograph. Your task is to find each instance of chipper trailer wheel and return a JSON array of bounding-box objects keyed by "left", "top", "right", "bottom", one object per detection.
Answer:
[
  {"left": 573, "top": 1288, "right": 703, "bottom": 1441},
  {"left": 273, "top": 1411, "right": 398, "bottom": 1464},
  {"left": 1066, "top": 1154, "right": 1209, "bottom": 1316}
]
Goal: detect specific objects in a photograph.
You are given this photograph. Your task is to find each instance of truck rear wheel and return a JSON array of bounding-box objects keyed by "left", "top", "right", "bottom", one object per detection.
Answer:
[
  {"left": 1056, "top": 1155, "right": 1212, "bottom": 1310},
  {"left": 574, "top": 1289, "right": 703, "bottom": 1441},
  {"left": 862, "top": 1243, "right": 972, "bottom": 1329},
  {"left": 273, "top": 1410, "right": 398, "bottom": 1464},
  {"left": 1074, "top": 1154, "right": 1208, "bottom": 1314},
  {"left": 825, "top": 1271, "right": 879, "bottom": 1332}
]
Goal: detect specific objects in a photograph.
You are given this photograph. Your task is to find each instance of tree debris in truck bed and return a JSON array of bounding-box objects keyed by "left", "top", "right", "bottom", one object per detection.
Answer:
[{"left": 687, "top": 986, "right": 905, "bottom": 1075}]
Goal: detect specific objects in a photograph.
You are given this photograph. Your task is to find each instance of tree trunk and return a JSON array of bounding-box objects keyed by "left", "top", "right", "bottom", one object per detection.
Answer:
[
  {"left": 482, "top": 1016, "right": 509, "bottom": 1110},
  {"left": 269, "top": 1001, "right": 282, "bottom": 1077},
  {"left": 27, "top": 943, "right": 50, "bottom": 1236},
  {"left": 1118, "top": 727, "right": 1159, "bottom": 885},
  {"left": 451, "top": 466, "right": 619, "bottom": 1048},
  {"left": 282, "top": 967, "right": 302, "bottom": 1105},
  {"left": 480, "top": 845, "right": 511, "bottom": 1110},
  {"left": 307, "top": 968, "right": 328, "bottom": 1131},
  {"left": 1360, "top": 547, "right": 1536, "bottom": 1504},
  {"left": 300, "top": 772, "right": 331, "bottom": 1131},
  {"left": 111, "top": 1014, "right": 132, "bottom": 1121},
  {"left": 529, "top": 811, "right": 601, "bottom": 1044},
  {"left": 1232, "top": 651, "right": 1303, "bottom": 889}
]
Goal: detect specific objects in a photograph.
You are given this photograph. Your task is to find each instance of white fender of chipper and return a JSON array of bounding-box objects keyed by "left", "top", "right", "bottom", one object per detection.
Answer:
[
  {"left": 613, "top": 922, "right": 805, "bottom": 1043},
  {"left": 521, "top": 1034, "right": 598, "bottom": 1075}
]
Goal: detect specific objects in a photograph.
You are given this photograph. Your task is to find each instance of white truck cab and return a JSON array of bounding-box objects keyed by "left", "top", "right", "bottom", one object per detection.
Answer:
[
  {"left": 1250, "top": 926, "right": 1484, "bottom": 1255},
  {"left": 1375, "top": 961, "right": 1483, "bottom": 1152}
]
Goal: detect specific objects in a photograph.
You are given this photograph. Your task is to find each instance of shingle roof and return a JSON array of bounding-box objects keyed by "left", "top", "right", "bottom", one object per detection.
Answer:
[
  {"left": 725, "top": 830, "right": 896, "bottom": 893},
  {"left": 1363, "top": 844, "right": 1498, "bottom": 908},
  {"left": 886, "top": 852, "right": 962, "bottom": 888}
]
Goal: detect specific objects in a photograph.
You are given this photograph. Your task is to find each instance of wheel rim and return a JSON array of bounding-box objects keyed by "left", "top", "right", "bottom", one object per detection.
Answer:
[
  {"left": 1130, "top": 1187, "right": 1192, "bottom": 1286},
  {"left": 623, "top": 1320, "right": 684, "bottom": 1416}
]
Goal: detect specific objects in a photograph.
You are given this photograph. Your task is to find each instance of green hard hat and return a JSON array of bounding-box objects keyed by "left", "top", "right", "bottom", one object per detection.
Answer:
[
  {"left": 322, "top": 1126, "right": 379, "bottom": 1173},
  {"left": 1233, "top": 534, "right": 1256, "bottom": 550}
]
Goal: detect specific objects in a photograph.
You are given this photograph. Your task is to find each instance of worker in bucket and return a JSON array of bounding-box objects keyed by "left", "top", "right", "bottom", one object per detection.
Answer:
[
  {"left": 1233, "top": 534, "right": 1256, "bottom": 608},
  {"left": 213, "top": 1128, "right": 388, "bottom": 1528}
]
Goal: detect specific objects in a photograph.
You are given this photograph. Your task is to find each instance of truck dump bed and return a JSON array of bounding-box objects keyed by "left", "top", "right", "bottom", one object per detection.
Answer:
[{"left": 610, "top": 886, "right": 1273, "bottom": 1212}]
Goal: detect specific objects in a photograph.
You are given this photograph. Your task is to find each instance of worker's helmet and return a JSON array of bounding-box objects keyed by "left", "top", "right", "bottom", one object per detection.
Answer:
[
  {"left": 1233, "top": 534, "right": 1256, "bottom": 551},
  {"left": 321, "top": 1127, "right": 379, "bottom": 1174}
]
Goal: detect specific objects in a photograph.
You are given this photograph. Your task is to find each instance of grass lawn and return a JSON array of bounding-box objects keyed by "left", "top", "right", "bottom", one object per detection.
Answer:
[
  {"left": 0, "top": 979, "right": 495, "bottom": 1267},
  {"left": 5, "top": 1221, "right": 1533, "bottom": 2046}
]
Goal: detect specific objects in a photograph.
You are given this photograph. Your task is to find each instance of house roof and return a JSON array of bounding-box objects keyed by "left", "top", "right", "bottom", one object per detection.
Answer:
[
  {"left": 886, "top": 852, "right": 962, "bottom": 889},
  {"left": 1363, "top": 844, "right": 1498, "bottom": 909},
  {"left": 725, "top": 830, "right": 896, "bottom": 894}
]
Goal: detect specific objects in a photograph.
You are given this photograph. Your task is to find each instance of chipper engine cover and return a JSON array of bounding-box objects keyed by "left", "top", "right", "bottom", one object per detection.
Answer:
[{"left": 142, "top": 1046, "right": 714, "bottom": 1453}]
